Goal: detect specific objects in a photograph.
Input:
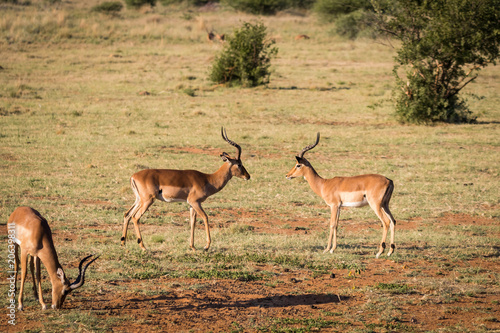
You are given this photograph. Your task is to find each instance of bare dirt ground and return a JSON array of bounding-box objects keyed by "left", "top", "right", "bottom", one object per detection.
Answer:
[{"left": 1, "top": 214, "right": 499, "bottom": 332}]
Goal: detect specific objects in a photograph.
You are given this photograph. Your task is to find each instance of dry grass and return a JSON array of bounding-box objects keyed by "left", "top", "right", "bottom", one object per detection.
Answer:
[{"left": 0, "top": 1, "right": 499, "bottom": 332}]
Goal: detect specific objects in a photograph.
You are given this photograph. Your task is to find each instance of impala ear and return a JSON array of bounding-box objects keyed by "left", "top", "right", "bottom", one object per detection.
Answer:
[
  {"left": 56, "top": 268, "right": 66, "bottom": 284},
  {"left": 295, "top": 156, "right": 303, "bottom": 163},
  {"left": 220, "top": 152, "right": 230, "bottom": 162}
]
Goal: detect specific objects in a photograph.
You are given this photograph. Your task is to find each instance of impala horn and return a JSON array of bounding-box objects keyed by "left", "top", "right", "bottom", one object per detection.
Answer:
[
  {"left": 221, "top": 127, "right": 242, "bottom": 161},
  {"left": 69, "top": 254, "right": 99, "bottom": 290},
  {"left": 298, "top": 132, "right": 320, "bottom": 158}
]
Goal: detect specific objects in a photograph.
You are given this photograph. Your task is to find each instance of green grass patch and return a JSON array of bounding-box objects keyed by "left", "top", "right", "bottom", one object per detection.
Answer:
[
  {"left": 374, "top": 283, "right": 415, "bottom": 294},
  {"left": 186, "top": 266, "right": 263, "bottom": 281},
  {"left": 259, "top": 317, "right": 349, "bottom": 332},
  {"left": 0, "top": 2, "right": 498, "bottom": 332}
]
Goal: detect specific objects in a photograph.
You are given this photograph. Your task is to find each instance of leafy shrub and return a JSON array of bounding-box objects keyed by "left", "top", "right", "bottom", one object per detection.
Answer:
[
  {"left": 393, "top": 65, "right": 475, "bottom": 124},
  {"left": 334, "top": 9, "right": 370, "bottom": 39},
  {"left": 125, "top": 0, "right": 156, "bottom": 9},
  {"left": 222, "top": 0, "right": 314, "bottom": 15},
  {"left": 313, "top": 0, "right": 372, "bottom": 22},
  {"left": 313, "top": 0, "right": 375, "bottom": 39},
  {"left": 209, "top": 22, "right": 278, "bottom": 87},
  {"left": 223, "top": 0, "right": 288, "bottom": 15},
  {"left": 373, "top": 0, "right": 500, "bottom": 123},
  {"left": 160, "top": 0, "right": 215, "bottom": 5},
  {"left": 91, "top": 1, "right": 124, "bottom": 14}
]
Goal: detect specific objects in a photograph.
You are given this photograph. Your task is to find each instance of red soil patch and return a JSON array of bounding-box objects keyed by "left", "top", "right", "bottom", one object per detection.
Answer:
[{"left": 1, "top": 213, "right": 499, "bottom": 332}]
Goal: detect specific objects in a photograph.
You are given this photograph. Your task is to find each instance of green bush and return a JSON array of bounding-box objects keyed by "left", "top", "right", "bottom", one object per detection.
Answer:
[
  {"left": 125, "top": 0, "right": 156, "bottom": 9},
  {"left": 160, "top": 0, "right": 215, "bottom": 5},
  {"left": 334, "top": 9, "right": 376, "bottom": 39},
  {"left": 393, "top": 64, "right": 475, "bottom": 124},
  {"left": 373, "top": 0, "right": 500, "bottom": 123},
  {"left": 313, "top": 0, "right": 372, "bottom": 22},
  {"left": 209, "top": 22, "right": 278, "bottom": 87},
  {"left": 222, "top": 0, "right": 313, "bottom": 15},
  {"left": 313, "top": 0, "right": 375, "bottom": 39},
  {"left": 91, "top": 1, "right": 124, "bottom": 14},
  {"left": 222, "top": 0, "right": 287, "bottom": 15}
]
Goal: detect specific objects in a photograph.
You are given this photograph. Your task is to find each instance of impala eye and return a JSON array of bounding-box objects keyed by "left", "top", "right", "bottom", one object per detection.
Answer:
[{"left": 296, "top": 164, "right": 301, "bottom": 168}]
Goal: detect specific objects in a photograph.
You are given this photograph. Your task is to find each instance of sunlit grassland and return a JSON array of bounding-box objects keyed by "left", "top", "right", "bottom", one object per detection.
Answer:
[{"left": 0, "top": 1, "right": 499, "bottom": 331}]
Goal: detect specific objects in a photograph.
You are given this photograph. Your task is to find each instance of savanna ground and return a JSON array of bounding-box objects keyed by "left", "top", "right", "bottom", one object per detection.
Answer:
[{"left": 0, "top": 1, "right": 499, "bottom": 332}]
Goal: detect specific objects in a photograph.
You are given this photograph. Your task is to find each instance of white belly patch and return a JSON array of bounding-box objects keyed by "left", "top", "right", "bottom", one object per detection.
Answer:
[
  {"left": 160, "top": 196, "right": 186, "bottom": 203},
  {"left": 342, "top": 198, "right": 368, "bottom": 208}
]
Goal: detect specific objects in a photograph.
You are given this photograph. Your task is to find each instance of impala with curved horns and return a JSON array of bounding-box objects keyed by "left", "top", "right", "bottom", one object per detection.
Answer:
[
  {"left": 8, "top": 206, "right": 98, "bottom": 310},
  {"left": 122, "top": 127, "right": 251, "bottom": 251},
  {"left": 286, "top": 133, "right": 397, "bottom": 258}
]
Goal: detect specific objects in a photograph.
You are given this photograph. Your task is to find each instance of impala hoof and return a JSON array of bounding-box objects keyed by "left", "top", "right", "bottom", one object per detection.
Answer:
[{"left": 387, "top": 244, "right": 395, "bottom": 257}]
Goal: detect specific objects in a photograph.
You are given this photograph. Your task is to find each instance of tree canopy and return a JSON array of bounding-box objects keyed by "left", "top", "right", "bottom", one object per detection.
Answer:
[{"left": 372, "top": 0, "right": 500, "bottom": 123}]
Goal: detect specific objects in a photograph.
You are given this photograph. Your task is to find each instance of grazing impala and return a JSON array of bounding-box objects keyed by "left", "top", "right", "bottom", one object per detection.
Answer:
[
  {"left": 8, "top": 206, "right": 98, "bottom": 310},
  {"left": 122, "top": 127, "right": 251, "bottom": 251},
  {"left": 286, "top": 133, "right": 397, "bottom": 258}
]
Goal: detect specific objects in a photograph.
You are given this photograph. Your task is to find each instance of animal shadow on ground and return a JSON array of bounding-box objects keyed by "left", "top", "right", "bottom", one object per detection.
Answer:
[{"left": 127, "top": 293, "right": 348, "bottom": 311}]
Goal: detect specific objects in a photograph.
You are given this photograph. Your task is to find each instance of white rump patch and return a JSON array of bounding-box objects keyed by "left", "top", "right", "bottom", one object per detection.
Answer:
[
  {"left": 14, "top": 237, "right": 21, "bottom": 245},
  {"left": 342, "top": 198, "right": 368, "bottom": 208}
]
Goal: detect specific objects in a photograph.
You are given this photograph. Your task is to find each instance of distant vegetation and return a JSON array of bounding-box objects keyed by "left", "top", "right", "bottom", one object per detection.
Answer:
[
  {"left": 209, "top": 22, "right": 278, "bottom": 87},
  {"left": 125, "top": 0, "right": 156, "bottom": 9},
  {"left": 91, "top": 1, "right": 124, "bottom": 14},
  {"left": 0, "top": 1, "right": 499, "bottom": 331},
  {"left": 373, "top": 0, "right": 500, "bottom": 124},
  {"left": 2, "top": 0, "right": 498, "bottom": 124},
  {"left": 222, "top": 0, "right": 315, "bottom": 15}
]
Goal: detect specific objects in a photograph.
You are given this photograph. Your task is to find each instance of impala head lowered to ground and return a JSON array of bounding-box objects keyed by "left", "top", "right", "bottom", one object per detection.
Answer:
[{"left": 9, "top": 206, "right": 98, "bottom": 310}]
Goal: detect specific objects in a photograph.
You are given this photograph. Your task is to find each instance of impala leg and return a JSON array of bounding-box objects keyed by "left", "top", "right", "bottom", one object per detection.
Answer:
[
  {"left": 131, "top": 199, "right": 154, "bottom": 251},
  {"left": 373, "top": 206, "right": 390, "bottom": 259},
  {"left": 18, "top": 250, "right": 28, "bottom": 311},
  {"left": 122, "top": 198, "right": 140, "bottom": 246},
  {"left": 14, "top": 245, "right": 19, "bottom": 295},
  {"left": 325, "top": 205, "right": 340, "bottom": 254},
  {"left": 189, "top": 207, "right": 197, "bottom": 251},
  {"left": 34, "top": 256, "right": 47, "bottom": 310},
  {"left": 191, "top": 202, "right": 211, "bottom": 251},
  {"left": 29, "top": 256, "right": 38, "bottom": 300},
  {"left": 382, "top": 206, "right": 397, "bottom": 256}
]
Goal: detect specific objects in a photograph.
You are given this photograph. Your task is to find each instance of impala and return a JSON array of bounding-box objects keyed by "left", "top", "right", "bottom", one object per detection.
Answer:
[
  {"left": 8, "top": 206, "right": 98, "bottom": 310},
  {"left": 122, "top": 127, "right": 251, "bottom": 251},
  {"left": 286, "top": 133, "right": 397, "bottom": 258}
]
